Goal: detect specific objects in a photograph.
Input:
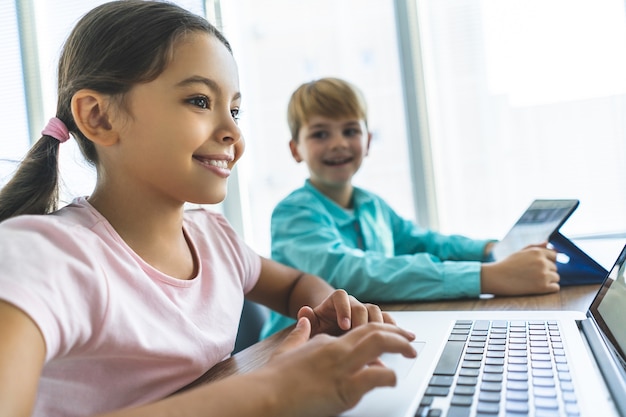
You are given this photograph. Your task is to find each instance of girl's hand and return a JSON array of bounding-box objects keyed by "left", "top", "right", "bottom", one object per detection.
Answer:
[
  {"left": 296, "top": 289, "right": 396, "bottom": 336},
  {"left": 266, "top": 317, "right": 417, "bottom": 417}
]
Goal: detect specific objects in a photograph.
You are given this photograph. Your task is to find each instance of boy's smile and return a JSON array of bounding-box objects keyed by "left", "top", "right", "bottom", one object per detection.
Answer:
[{"left": 322, "top": 154, "right": 355, "bottom": 166}]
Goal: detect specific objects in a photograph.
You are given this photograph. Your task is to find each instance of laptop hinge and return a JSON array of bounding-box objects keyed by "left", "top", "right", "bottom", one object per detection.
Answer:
[{"left": 580, "top": 317, "right": 626, "bottom": 416}]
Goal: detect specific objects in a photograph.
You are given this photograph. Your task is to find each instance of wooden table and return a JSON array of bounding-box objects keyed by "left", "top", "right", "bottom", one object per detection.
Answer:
[
  {"left": 381, "top": 283, "right": 600, "bottom": 313},
  {"left": 177, "top": 284, "right": 600, "bottom": 392}
]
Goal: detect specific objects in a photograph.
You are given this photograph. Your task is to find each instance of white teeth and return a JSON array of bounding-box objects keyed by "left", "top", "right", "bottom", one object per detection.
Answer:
[
  {"left": 326, "top": 158, "right": 350, "bottom": 165},
  {"left": 207, "top": 160, "right": 228, "bottom": 169}
]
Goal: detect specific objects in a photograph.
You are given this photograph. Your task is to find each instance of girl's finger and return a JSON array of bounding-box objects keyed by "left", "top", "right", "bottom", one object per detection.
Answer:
[
  {"left": 330, "top": 290, "right": 352, "bottom": 330},
  {"left": 337, "top": 323, "right": 417, "bottom": 373},
  {"left": 272, "top": 317, "right": 311, "bottom": 357},
  {"left": 382, "top": 311, "right": 397, "bottom": 325},
  {"left": 365, "top": 304, "right": 384, "bottom": 324}
]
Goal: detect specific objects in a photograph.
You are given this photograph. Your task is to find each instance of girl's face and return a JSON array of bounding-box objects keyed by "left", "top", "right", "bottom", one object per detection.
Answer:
[
  {"left": 110, "top": 32, "right": 243, "bottom": 206},
  {"left": 290, "top": 115, "right": 371, "bottom": 193}
]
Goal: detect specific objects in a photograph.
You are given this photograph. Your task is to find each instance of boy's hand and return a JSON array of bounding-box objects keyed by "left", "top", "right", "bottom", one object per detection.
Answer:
[
  {"left": 295, "top": 289, "right": 395, "bottom": 336},
  {"left": 481, "top": 242, "right": 560, "bottom": 295}
]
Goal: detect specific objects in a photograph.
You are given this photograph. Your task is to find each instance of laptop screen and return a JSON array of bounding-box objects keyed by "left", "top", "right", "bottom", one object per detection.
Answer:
[{"left": 588, "top": 244, "right": 626, "bottom": 362}]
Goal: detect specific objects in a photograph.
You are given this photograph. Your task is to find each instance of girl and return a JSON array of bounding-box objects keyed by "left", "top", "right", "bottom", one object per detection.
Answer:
[{"left": 0, "top": 2, "right": 416, "bottom": 417}]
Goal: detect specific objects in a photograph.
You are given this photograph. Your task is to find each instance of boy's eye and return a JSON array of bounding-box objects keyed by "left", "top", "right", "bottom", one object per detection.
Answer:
[
  {"left": 311, "top": 130, "right": 329, "bottom": 139},
  {"left": 188, "top": 96, "right": 210, "bottom": 109},
  {"left": 344, "top": 127, "right": 360, "bottom": 137}
]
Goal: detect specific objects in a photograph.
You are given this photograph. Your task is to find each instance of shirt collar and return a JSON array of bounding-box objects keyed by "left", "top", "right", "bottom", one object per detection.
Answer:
[{"left": 303, "top": 179, "right": 376, "bottom": 226}]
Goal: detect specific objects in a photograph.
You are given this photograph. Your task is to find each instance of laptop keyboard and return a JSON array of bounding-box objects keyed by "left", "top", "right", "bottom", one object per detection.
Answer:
[{"left": 415, "top": 320, "right": 579, "bottom": 417}]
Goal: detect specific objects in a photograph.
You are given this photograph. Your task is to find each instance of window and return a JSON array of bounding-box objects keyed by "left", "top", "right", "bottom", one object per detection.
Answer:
[
  {"left": 0, "top": 2, "right": 30, "bottom": 179},
  {"left": 414, "top": 0, "right": 626, "bottom": 239},
  {"left": 3, "top": 0, "right": 625, "bottom": 256}
]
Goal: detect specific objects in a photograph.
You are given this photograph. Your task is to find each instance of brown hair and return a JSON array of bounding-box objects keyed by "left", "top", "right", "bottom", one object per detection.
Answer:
[
  {"left": 287, "top": 77, "right": 368, "bottom": 141},
  {"left": 0, "top": 0, "right": 231, "bottom": 222}
]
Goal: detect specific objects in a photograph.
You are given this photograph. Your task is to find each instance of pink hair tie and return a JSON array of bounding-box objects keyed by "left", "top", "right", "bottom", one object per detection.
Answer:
[{"left": 42, "top": 117, "right": 70, "bottom": 143}]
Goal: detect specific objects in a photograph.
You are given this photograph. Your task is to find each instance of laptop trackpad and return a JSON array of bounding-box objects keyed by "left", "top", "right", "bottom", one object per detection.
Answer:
[{"left": 379, "top": 341, "right": 426, "bottom": 380}]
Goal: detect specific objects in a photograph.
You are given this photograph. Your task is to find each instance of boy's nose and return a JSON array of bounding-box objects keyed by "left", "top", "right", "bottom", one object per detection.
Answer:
[{"left": 329, "top": 133, "right": 348, "bottom": 148}]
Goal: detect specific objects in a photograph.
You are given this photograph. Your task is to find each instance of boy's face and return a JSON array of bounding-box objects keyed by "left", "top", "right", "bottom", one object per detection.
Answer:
[{"left": 290, "top": 115, "right": 371, "bottom": 192}]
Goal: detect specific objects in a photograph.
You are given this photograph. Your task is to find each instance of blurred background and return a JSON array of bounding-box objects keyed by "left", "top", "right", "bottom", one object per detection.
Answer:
[{"left": 2, "top": 0, "right": 625, "bottom": 257}]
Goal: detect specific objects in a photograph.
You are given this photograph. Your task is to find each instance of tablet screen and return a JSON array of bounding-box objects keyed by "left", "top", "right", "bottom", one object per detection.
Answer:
[{"left": 492, "top": 199, "right": 579, "bottom": 260}]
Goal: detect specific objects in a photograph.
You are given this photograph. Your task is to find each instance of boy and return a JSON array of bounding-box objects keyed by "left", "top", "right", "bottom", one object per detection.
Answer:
[{"left": 261, "top": 77, "right": 559, "bottom": 337}]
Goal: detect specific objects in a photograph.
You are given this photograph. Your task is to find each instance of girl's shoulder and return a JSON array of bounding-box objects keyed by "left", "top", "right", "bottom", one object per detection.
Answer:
[
  {"left": 0, "top": 198, "right": 99, "bottom": 240},
  {"left": 0, "top": 196, "right": 126, "bottom": 263}
]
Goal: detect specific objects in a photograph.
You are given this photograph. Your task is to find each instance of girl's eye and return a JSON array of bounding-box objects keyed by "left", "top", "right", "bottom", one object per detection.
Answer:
[
  {"left": 344, "top": 128, "right": 361, "bottom": 137},
  {"left": 188, "top": 96, "right": 210, "bottom": 109},
  {"left": 231, "top": 108, "right": 240, "bottom": 122}
]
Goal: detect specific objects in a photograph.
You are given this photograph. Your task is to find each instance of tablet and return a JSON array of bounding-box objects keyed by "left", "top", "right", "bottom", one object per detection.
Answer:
[{"left": 491, "top": 199, "right": 580, "bottom": 260}]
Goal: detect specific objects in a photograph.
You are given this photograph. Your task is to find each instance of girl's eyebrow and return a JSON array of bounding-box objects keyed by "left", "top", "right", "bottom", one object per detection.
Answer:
[{"left": 176, "top": 75, "right": 241, "bottom": 101}]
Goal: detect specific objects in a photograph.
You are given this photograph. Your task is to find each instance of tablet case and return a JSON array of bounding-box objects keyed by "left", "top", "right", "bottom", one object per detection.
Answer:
[
  {"left": 550, "top": 231, "right": 608, "bottom": 286},
  {"left": 492, "top": 199, "right": 580, "bottom": 262}
]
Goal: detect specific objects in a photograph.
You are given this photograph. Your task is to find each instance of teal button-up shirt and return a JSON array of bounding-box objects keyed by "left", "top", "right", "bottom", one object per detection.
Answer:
[{"left": 261, "top": 180, "right": 493, "bottom": 338}]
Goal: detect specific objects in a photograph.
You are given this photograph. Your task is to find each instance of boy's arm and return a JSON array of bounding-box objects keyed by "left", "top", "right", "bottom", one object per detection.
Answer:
[
  {"left": 271, "top": 202, "right": 483, "bottom": 302},
  {"left": 387, "top": 203, "right": 491, "bottom": 261},
  {"left": 271, "top": 202, "right": 557, "bottom": 302}
]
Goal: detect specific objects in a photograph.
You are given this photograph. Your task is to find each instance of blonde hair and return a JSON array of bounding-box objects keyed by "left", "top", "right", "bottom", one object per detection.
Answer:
[{"left": 287, "top": 77, "right": 368, "bottom": 141}]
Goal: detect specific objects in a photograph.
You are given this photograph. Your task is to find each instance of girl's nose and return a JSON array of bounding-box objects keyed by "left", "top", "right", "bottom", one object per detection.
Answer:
[{"left": 217, "top": 112, "right": 242, "bottom": 144}]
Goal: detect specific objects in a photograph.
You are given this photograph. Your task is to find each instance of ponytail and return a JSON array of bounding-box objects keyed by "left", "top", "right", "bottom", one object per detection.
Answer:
[{"left": 0, "top": 135, "right": 62, "bottom": 222}]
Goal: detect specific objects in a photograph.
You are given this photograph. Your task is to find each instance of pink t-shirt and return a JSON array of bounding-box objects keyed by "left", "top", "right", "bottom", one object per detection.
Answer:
[{"left": 0, "top": 197, "right": 261, "bottom": 417}]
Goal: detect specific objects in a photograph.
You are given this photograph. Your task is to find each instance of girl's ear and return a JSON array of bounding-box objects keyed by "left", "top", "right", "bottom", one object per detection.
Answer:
[
  {"left": 71, "top": 89, "right": 118, "bottom": 146},
  {"left": 289, "top": 139, "right": 303, "bottom": 163},
  {"left": 365, "top": 132, "right": 373, "bottom": 156}
]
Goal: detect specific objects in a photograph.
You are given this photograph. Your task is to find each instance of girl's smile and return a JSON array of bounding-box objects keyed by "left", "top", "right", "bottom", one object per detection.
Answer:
[{"left": 192, "top": 154, "right": 235, "bottom": 178}]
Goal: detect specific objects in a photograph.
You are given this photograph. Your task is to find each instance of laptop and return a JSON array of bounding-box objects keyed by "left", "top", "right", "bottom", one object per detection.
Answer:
[
  {"left": 341, "top": 244, "right": 626, "bottom": 417},
  {"left": 491, "top": 199, "right": 580, "bottom": 261}
]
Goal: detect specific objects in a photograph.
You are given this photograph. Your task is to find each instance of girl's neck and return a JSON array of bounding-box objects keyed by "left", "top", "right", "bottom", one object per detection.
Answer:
[{"left": 88, "top": 188, "right": 196, "bottom": 280}]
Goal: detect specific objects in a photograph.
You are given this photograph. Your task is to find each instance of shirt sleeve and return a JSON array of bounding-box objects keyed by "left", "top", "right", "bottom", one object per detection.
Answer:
[
  {"left": 382, "top": 198, "right": 493, "bottom": 262},
  {"left": 271, "top": 198, "right": 488, "bottom": 302},
  {"left": 0, "top": 217, "right": 109, "bottom": 362},
  {"left": 186, "top": 209, "right": 262, "bottom": 295}
]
